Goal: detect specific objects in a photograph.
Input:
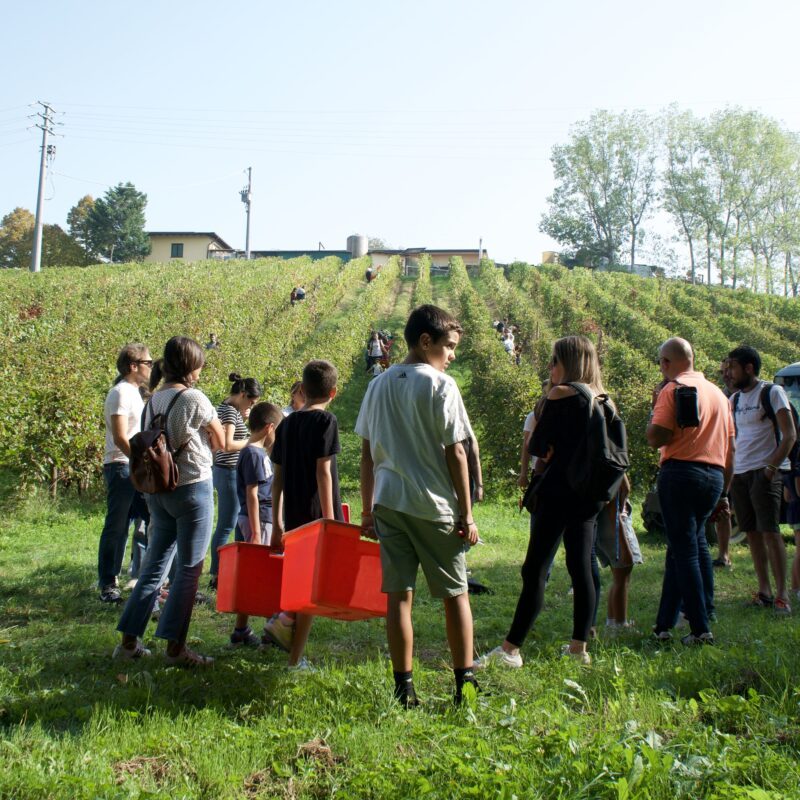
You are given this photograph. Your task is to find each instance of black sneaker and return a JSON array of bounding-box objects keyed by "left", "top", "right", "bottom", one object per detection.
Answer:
[
  {"left": 230, "top": 627, "right": 260, "bottom": 647},
  {"left": 208, "top": 575, "right": 218, "bottom": 591},
  {"left": 99, "top": 585, "right": 123, "bottom": 603},
  {"left": 454, "top": 677, "right": 480, "bottom": 706},
  {"left": 394, "top": 680, "right": 419, "bottom": 709}
]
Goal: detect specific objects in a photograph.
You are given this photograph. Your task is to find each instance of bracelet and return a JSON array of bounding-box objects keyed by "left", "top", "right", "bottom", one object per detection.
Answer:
[
  {"left": 361, "top": 511, "right": 373, "bottom": 516},
  {"left": 764, "top": 464, "right": 777, "bottom": 473},
  {"left": 462, "top": 519, "right": 475, "bottom": 526}
]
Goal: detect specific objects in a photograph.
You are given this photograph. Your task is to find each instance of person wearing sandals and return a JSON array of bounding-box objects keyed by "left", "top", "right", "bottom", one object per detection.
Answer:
[
  {"left": 208, "top": 373, "right": 263, "bottom": 590},
  {"left": 114, "top": 336, "right": 224, "bottom": 665}
]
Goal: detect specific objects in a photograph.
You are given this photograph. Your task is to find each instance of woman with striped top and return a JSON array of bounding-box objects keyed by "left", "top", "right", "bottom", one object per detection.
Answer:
[{"left": 208, "top": 373, "right": 263, "bottom": 587}]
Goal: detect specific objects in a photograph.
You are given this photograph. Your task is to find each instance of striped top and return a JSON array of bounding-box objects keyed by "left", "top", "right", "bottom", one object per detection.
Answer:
[{"left": 213, "top": 402, "right": 248, "bottom": 469}]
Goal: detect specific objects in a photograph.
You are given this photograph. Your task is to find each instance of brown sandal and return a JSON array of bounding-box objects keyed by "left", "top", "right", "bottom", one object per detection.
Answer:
[{"left": 164, "top": 647, "right": 214, "bottom": 667}]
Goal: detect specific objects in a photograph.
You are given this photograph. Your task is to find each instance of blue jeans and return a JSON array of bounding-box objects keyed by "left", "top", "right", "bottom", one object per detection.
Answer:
[
  {"left": 98, "top": 463, "right": 137, "bottom": 588},
  {"left": 209, "top": 465, "right": 240, "bottom": 576},
  {"left": 655, "top": 461, "right": 722, "bottom": 636},
  {"left": 117, "top": 479, "right": 213, "bottom": 642}
]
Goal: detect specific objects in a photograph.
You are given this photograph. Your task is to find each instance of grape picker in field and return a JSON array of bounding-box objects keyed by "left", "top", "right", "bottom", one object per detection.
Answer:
[
  {"left": 114, "top": 336, "right": 225, "bottom": 665},
  {"left": 648, "top": 337, "right": 734, "bottom": 645},
  {"left": 357, "top": 305, "right": 479, "bottom": 707},
  {"left": 98, "top": 343, "right": 153, "bottom": 604},
  {"left": 208, "top": 373, "right": 263, "bottom": 590},
  {"left": 477, "top": 336, "right": 613, "bottom": 668}
]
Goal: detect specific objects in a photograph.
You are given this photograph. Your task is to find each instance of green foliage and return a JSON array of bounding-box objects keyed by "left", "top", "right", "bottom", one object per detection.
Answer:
[
  {"left": 87, "top": 182, "right": 149, "bottom": 263},
  {"left": 410, "top": 254, "right": 432, "bottom": 308},
  {"left": 0, "top": 208, "right": 88, "bottom": 270}
]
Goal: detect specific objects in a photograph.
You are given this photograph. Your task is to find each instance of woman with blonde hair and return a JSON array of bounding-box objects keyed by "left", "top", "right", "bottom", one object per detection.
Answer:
[{"left": 477, "top": 336, "right": 609, "bottom": 667}]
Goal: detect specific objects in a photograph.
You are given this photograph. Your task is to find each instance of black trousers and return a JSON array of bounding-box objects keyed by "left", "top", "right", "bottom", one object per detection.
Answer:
[{"left": 507, "top": 493, "right": 603, "bottom": 646}]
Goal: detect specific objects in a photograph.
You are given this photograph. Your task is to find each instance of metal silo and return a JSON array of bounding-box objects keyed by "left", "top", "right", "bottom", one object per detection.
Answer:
[{"left": 347, "top": 234, "right": 369, "bottom": 258}]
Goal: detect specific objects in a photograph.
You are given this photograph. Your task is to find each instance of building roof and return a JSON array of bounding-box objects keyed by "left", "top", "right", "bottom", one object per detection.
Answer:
[{"left": 148, "top": 232, "right": 233, "bottom": 249}]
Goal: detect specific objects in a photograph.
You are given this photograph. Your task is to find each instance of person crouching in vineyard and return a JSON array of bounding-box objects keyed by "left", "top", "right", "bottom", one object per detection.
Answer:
[
  {"left": 98, "top": 343, "right": 153, "bottom": 604},
  {"left": 114, "top": 336, "right": 225, "bottom": 665},
  {"left": 476, "top": 336, "right": 618, "bottom": 668}
]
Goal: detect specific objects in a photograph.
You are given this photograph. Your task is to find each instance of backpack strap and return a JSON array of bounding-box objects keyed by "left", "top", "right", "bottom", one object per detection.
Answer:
[
  {"left": 759, "top": 382, "right": 781, "bottom": 446},
  {"left": 731, "top": 390, "right": 740, "bottom": 438},
  {"left": 140, "top": 398, "right": 152, "bottom": 431},
  {"left": 162, "top": 389, "right": 188, "bottom": 456}
]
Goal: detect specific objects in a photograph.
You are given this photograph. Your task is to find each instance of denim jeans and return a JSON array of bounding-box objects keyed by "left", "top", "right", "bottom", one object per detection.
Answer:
[
  {"left": 98, "top": 462, "right": 137, "bottom": 588},
  {"left": 209, "top": 465, "right": 240, "bottom": 576},
  {"left": 655, "top": 461, "right": 722, "bottom": 636},
  {"left": 117, "top": 479, "right": 213, "bottom": 642}
]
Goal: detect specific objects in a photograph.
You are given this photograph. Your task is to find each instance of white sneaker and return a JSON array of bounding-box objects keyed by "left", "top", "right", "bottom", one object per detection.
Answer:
[
  {"left": 675, "top": 613, "right": 689, "bottom": 630},
  {"left": 288, "top": 656, "right": 316, "bottom": 672},
  {"left": 561, "top": 644, "right": 591, "bottom": 665},
  {"left": 473, "top": 645, "right": 523, "bottom": 669}
]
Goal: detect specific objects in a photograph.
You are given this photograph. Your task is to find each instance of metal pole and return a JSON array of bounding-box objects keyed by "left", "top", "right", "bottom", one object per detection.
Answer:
[
  {"left": 30, "top": 103, "right": 53, "bottom": 273},
  {"left": 244, "top": 167, "right": 252, "bottom": 260}
]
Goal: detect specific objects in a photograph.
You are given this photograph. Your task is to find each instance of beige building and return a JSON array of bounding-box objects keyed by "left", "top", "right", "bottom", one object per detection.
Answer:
[
  {"left": 370, "top": 247, "right": 485, "bottom": 272},
  {"left": 145, "top": 232, "right": 232, "bottom": 263}
]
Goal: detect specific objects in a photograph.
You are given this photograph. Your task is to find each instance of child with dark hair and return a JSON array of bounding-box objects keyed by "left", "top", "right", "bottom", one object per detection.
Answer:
[
  {"left": 228, "top": 402, "right": 284, "bottom": 647},
  {"left": 265, "top": 359, "right": 344, "bottom": 669},
  {"left": 208, "top": 372, "right": 263, "bottom": 589},
  {"left": 357, "top": 304, "right": 479, "bottom": 706}
]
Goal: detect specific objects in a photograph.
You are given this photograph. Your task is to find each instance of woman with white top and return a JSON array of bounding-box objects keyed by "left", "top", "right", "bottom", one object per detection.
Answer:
[{"left": 115, "top": 336, "right": 224, "bottom": 665}]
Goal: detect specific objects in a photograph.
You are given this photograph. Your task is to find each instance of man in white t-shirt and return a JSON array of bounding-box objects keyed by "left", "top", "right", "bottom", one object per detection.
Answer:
[
  {"left": 357, "top": 304, "right": 478, "bottom": 708},
  {"left": 728, "top": 346, "right": 798, "bottom": 614},
  {"left": 98, "top": 344, "right": 152, "bottom": 603}
]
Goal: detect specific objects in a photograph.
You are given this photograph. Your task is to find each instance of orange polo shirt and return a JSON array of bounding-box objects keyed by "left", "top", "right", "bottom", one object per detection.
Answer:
[{"left": 651, "top": 370, "right": 734, "bottom": 468}]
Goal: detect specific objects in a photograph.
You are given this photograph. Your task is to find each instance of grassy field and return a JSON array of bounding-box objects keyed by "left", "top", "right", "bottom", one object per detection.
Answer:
[
  {"left": 2, "top": 365, "right": 800, "bottom": 799},
  {"left": 1, "top": 267, "right": 800, "bottom": 798}
]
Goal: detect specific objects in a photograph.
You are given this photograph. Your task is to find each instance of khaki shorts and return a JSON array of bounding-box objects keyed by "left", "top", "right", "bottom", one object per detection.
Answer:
[
  {"left": 731, "top": 469, "right": 782, "bottom": 533},
  {"left": 373, "top": 505, "right": 468, "bottom": 598}
]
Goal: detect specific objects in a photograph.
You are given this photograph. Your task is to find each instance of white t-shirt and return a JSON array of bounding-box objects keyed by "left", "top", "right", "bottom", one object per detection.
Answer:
[
  {"left": 503, "top": 338, "right": 514, "bottom": 353},
  {"left": 355, "top": 363, "right": 474, "bottom": 522},
  {"left": 103, "top": 381, "right": 144, "bottom": 465},
  {"left": 523, "top": 411, "right": 536, "bottom": 433},
  {"left": 369, "top": 340, "right": 384, "bottom": 357},
  {"left": 731, "top": 381, "right": 792, "bottom": 474}
]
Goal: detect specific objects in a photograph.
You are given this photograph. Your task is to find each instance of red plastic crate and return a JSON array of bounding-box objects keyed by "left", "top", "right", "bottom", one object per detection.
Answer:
[
  {"left": 280, "top": 519, "right": 386, "bottom": 620},
  {"left": 216, "top": 542, "right": 284, "bottom": 617}
]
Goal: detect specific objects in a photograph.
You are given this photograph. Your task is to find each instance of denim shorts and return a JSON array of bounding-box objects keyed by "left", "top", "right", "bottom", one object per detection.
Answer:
[
  {"left": 595, "top": 503, "right": 643, "bottom": 569},
  {"left": 235, "top": 515, "right": 273, "bottom": 546}
]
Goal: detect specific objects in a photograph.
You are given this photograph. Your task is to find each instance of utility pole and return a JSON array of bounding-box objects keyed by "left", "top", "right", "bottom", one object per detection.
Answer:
[
  {"left": 30, "top": 102, "right": 57, "bottom": 273},
  {"left": 240, "top": 167, "right": 252, "bottom": 260}
]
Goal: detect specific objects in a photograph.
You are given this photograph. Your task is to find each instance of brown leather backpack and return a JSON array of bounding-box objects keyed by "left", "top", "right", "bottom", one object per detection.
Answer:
[{"left": 130, "top": 389, "right": 187, "bottom": 494}]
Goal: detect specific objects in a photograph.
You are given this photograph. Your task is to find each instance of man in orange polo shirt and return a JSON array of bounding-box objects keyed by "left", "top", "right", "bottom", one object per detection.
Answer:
[{"left": 646, "top": 338, "right": 735, "bottom": 644}]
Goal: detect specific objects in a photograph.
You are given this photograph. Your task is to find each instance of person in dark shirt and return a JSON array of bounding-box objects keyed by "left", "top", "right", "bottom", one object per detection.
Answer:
[
  {"left": 265, "top": 360, "right": 343, "bottom": 669},
  {"left": 477, "top": 336, "right": 610, "bottom": 669}
]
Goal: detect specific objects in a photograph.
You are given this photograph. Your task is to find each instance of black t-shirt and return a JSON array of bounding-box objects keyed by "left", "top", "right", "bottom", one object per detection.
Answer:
[
  {"left": 271, "top": 409, "right": 343, "bottom": 530},
  {"left": 529, "top": 392, "right": 590, "bottom": 496}
]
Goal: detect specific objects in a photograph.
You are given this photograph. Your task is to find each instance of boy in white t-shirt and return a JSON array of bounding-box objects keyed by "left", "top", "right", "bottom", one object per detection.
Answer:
[
  {"left": 356, "top": 305, "right": 478, "bottom": 707},
  {"left": 98, "top": 344, "right": 152, "bottom": 603},
  {"left": 728, "top": 346, "right": 798, "bottom": 613}
]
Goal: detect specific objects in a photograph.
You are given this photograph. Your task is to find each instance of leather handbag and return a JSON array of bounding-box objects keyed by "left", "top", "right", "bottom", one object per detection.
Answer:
[{"left": 129, "top": 389, "right": 187, "bottom": 494}]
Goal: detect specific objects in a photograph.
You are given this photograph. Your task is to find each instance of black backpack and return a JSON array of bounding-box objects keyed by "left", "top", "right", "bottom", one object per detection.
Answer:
[
  {"left": 564, "top": 383, "right": 629, "bottom": 502},
  {"left": 732, "top": 382, "right": 800, "bottom": 470}
]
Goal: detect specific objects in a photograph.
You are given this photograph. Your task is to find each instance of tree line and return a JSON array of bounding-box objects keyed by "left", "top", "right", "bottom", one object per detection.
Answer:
[
  {"left": 0, "top": 183, "right": 149, "bottom": 269},
  {"left": 541, "top": 107, "right": 800, "bottom": 296}
]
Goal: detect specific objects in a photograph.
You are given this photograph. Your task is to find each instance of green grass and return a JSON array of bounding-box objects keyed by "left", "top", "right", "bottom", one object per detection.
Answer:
[{"left": 2, "top": 276, "right": 800, "bottom": 798}]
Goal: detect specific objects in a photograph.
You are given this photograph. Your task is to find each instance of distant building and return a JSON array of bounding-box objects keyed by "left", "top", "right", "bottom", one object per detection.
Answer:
[
  {"left": 371, "top": 248, "right": 485, "bottom": 272},
  {"left": 145, "top": 232, "right": 232, "bottom": 263},
  {"left": 541, "top": 251, "right": 560, "bottom": 265}
]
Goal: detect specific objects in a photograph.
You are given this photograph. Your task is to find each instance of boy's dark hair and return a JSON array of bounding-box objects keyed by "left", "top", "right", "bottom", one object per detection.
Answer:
[
  {"left": 248, "top": 401, "right": 283, "bottom": 432},
  {"left": 302, "top": 360, "right": 338, "bottom": 400},
  {"left": 150, "top": 336, "right": 205, "bottom": 390},
  {"left": 404, "top": 304, "right": 463, "bottom": 348},
  {"left": 728, "top": 345, "right": 761, "bottom": 376},
  {"left": 228, "top": 372, "right": 263, "bottom": 398}
]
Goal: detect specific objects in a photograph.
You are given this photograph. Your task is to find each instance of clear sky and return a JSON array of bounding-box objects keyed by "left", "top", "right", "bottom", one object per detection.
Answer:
[{"left": 2, "top": 0, "right": 799, "bottom": 263}]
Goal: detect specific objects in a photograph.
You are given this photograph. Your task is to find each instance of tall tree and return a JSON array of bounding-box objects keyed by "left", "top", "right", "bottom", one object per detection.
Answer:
[
  {"left": 662, "top": 109, "right": 707, "bottom": 283},
  {"left": 87, "top": 182, "right": 150, "bottom": 263},
  {"left": 541, "top": 110, "right": 656, "bottom": 269},
  {"left": 0, "top": 207, "right": 88, "bottom": 268},
  {"left": 66, "top": 195, "right": 96, "bottom": 261}
]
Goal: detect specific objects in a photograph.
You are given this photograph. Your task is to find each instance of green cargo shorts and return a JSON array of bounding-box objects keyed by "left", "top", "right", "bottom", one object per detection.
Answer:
[{"left": 373, "top": 504, "right": 469, "bottom": 598}]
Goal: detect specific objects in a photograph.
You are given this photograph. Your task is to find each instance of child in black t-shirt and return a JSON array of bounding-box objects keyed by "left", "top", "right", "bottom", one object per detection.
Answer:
[
  {"left": 265, "top": 360, "right": 343, "bottom": 669},
  {"left": 229, "top": 402, "right": 284, "bottom": 647}
]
